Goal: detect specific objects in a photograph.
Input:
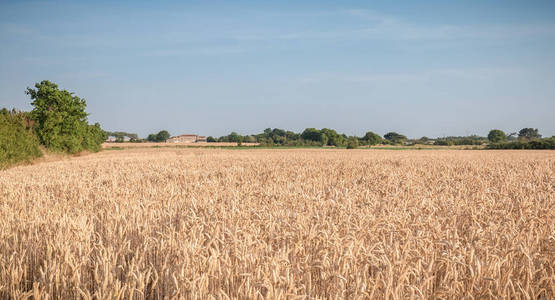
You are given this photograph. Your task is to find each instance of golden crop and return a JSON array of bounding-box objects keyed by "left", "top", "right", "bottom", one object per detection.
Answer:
[{"left": 1, "top": 148, "right": 553, "bottom": 299}]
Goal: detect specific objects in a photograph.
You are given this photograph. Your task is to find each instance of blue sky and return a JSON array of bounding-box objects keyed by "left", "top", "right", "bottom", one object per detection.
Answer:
[{"left": 1, "top": 0, "right": 554, "bottom": 138}]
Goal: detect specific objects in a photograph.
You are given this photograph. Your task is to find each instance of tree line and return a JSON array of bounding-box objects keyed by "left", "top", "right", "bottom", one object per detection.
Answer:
[
  {"left": 0, "top": 81, "right": 106, "bottom": 169},
  {"left": 206, "top": 127, "right": 553, "bottom": 149},
  {"left": 106, "top": 131, "right": 138, "bottom": 142},
  {"left": 3, "top": 80, "right": 552, "bottom": 170},
  {"left": 209, "top": 128, "right": 407, "bottom": 148},
  {"left": 105, "top": 130, "right": 170, "bottom": 143},
  {"left": 110, "top": 127, "right": 552, "bottom": 149},
  {"left": 485, "top": 128, "right": 554, "bottom": 149}
]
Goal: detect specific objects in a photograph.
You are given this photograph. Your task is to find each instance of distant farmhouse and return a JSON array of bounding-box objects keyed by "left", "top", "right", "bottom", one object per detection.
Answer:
[{"left": 166, "top": 134, "right": 207, "bottom": 143}]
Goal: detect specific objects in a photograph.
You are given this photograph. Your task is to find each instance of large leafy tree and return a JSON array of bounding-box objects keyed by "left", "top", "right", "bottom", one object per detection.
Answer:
[
  {"left": 320, "top": 128, "right": 344, "bottom": 146},
  {"left": 227, "top": 132, "right": 241, "bottom": 143},
  {"left": 301, "top": 128, "right": 322, "bottom": 142},
  {"left": 384, "top": 132, "right": 407, "bottom": 144},
  {"left": 487, "top": 129, "right": 506, "bottom": 143},
  {"left": 156, "top": 130, "right": 170, "bottom": 142},
  {"left": 518, "top": 128, "right": 541, "bottom": 140},
  {"left": 362, "top": 131, "right": 382, "bottom": 145},
  {"left": 147, "top": 130, "right": 171, "bottom": 142},
  {"left": 26, "top": 80, "right": 105, "bottom": 153}
]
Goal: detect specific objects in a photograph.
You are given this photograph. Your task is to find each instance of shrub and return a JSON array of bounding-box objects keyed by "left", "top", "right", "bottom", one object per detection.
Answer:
[
  {"left": 0, "top": 109, "right": 42, "bottom": 169},
  {"left": 434, "top": 136, "right": 486, "bottom": 146},
  {"left": 82, "top": 123, "right": 107, "bottom": 152},
  {"left": 487, "top": 137, "right": 555, "bottom": 149},
  {"left": 346, "top": 138, "right": 359, "bottom": 149},
  {"left": 434, "top": 140, "right": 449, "bottom": 146}
]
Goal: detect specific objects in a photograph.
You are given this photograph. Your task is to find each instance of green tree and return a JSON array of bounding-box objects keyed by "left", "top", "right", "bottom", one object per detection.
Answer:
[
  {"left": 321, "top": 134, "right": 329, "bottom": 146},
  {"left": 26, "top": 80, "right": 104, "bottom": 153},
  {"left": 83, "top": 123, "right": 107, "bottom": 151},
  {"left": 0, "top": 108, "right": 42, "bottom": 169},
  {"left": 487, "top": 129, "right": 507, "bottom": 143},
  {"left": 384, "top": 132, "right": 407, "bottom": 144},
  {"left": 285, "top": 131, "right": 299, "bottom": 140},
  {"left": 156, "top": 130, "right": 170, "bottom": 142},
  {"left": 321, "top": 128, "right": 343, "bottom": 146},
  {"left": 206, "top": 136, "right": 216, "bottom": 142},
  {"left": 518, "top": 128, "right": 541, "bottom": 140},
  {"left": 263, "top": 128, "right": 272, "bottom": 136},
  {"left": 272, "top": 128, "right": 286, "bottom": 137},
  {"left": 346, "top": 137, "right": 359, "bottom": 149},
  {"left": 228, "top": 132, "right": 241, "bottom": 143},
  {"left": 147, "top": 134, "right": 157, "bottom": 142},
  {"left": 301, "top": 128, "right": 322, "bottom": 142},
  {"left": 362, "top": 131, "right": 382, "bottom": 145}
]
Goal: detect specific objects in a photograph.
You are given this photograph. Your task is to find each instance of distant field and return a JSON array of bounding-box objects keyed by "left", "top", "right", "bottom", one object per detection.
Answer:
[
  {"left": 103, "top": 142, "right": 485, "bottom": 150},
  {"left": 1, "top": 148, "right": 553, "bottom": 298},
  {"left": 102, "top": 142, "right": 259, "bottom": 148}
]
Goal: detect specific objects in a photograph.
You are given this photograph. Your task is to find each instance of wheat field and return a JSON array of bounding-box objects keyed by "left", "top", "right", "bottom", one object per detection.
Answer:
[{"left": 0, "top": 148, "right": 553, "bottom": 299}]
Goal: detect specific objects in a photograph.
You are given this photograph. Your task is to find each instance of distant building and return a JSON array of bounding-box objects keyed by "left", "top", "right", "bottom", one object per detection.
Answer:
[{"left": 166, "top": 134, "right": 207, "bottom": 143}]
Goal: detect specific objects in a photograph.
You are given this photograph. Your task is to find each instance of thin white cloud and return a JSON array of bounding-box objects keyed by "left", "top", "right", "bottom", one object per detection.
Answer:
[
  {"left": 229, "top": 8, "right": 555, "bottom": 42},
  {"left": 298, "top": 67, "right": 532, "bottom": 84},
  {"left": 5, "top": 8, "right": 554, "bottom": 49},
  {"left": 141, "top": 46, "right": 249, "bottom": 57}
]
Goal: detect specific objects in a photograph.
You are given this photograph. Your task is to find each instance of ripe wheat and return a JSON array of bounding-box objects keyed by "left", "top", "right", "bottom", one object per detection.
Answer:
[{"left": 0, "top": 148, "right": 553, "bottom": 299}]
